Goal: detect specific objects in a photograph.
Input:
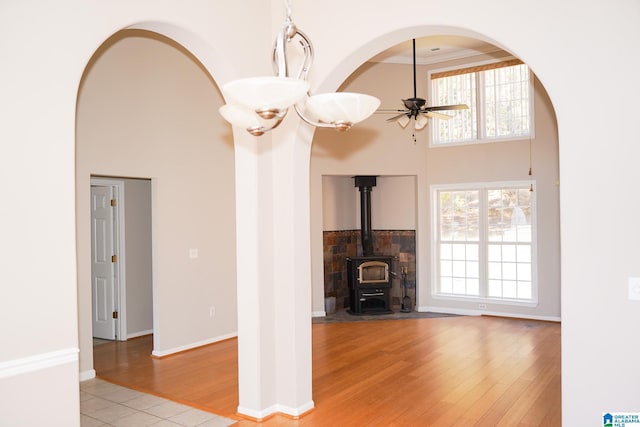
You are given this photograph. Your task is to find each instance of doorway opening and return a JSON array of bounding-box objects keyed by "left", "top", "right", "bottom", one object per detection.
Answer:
[{"left": 90, "top": 176, "right": 153, "bottom": 344}]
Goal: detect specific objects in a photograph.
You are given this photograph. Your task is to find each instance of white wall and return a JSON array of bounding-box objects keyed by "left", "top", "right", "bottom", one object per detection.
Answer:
[
  {"left": 1, "top": 360, "right": 80, "bottom": 426},
  {"left": 0, "top": 2, "right": 264, "bottom": 424},
  {"left": 76, "top": 31, "right": 238, "bottom": 369}
]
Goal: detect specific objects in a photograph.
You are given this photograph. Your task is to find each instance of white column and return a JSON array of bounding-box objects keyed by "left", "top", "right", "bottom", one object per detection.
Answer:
[
  {"left": 234, "top": 131, "right": 274, "bottom": 416},
  {"left": 272, "top": 125, "right": 314, "bottom": 415},
  {"left": 234, "top": 122, "right": 314, "bottom": 419}
]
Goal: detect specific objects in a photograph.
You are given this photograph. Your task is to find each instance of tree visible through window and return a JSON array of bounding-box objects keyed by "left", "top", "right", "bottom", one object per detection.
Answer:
[
  {"left": 431, "top": 61, "right": 532, "bottom": 145},
  {"left": 434, "top": 183, "right": 536, "bottom": 303}
]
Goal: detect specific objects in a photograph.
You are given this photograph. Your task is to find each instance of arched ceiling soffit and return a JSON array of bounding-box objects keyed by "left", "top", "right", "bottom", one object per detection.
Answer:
[
  {"left": 313, "top": 26, "right": 521, "bottom": 94},
  {"left": 78, "top": 21, "right": 237, "bottom": 105},
  {"left": 127, "top": 21, "right": 236, "bottom": 86}
]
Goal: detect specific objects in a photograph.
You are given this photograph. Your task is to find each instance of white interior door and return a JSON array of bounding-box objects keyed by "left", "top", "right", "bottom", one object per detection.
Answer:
[{"left": 91, "top": 185, "right": 116, "bottom": 340}]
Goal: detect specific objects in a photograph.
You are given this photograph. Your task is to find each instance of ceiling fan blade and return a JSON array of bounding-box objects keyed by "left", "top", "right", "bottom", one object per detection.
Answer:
[
  {"left": 425, "top": 111, "right": 453, "bottom": 120},
  {"left": 376, "top": 109, "right": 410, "bottom": 113},
  {"left": 386, "top": 113, "right": 410, "bottom": 122},
  {"left": 424, "top": 104, "right": 469, "bottom": 112}
]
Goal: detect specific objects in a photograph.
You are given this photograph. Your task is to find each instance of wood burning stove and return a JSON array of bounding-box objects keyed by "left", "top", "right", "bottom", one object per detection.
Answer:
[{"left": 346, "top": 176, "right": 394, "bottom": 315}]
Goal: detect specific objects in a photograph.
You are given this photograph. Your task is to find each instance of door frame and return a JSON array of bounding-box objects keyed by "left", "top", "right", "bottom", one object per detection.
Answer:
[{"left": 91, "top": 177, "right": 127, "bottom": 341}]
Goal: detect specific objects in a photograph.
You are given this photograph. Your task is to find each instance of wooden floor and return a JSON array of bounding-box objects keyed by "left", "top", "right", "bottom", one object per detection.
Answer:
[{"left": 94, "top": 315, "right": 561, "bottom": 426}]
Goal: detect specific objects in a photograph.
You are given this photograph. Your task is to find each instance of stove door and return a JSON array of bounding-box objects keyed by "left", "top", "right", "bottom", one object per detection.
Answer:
[{"left": 357, "top": 261, "right": 389, "bottom": 284}]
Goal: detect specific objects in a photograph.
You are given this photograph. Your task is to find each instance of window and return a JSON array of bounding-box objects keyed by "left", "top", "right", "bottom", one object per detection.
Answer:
[
  {"left": 433, "top": 182, "right": 536, "bottom": 304},
  {"left": 430, "top": 60, "right": 532, "bottom": 145}
]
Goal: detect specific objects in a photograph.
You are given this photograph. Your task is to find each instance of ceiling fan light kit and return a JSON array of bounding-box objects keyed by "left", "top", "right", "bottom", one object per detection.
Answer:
[
  {"left": 219, "top": 0, "right": 380, "bottom": 136},
  {"left": 415, "top": 114, "right": 429, "bottom": 130}
]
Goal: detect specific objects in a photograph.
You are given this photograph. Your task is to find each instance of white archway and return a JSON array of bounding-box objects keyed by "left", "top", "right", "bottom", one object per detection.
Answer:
[
  {"left": 75, "top": 24, "right": 239, "bottom": 377},
  {"left": 309, "top": 28, "right": 561, "bottom": 321}
]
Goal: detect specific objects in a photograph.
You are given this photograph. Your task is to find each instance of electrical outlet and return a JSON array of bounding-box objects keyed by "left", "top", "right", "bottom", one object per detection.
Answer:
[
  {"left": 189, "top": 248, "right": 198, "bottom": 259},
  {"left": 629, "top": 277, "right": 640, "bottom": 301},
  {"left": 209, "top": 306, "right": 216, "bottom": 317},
  {"left": 478, "top": 303, "right": 487, "bottom": 309}
]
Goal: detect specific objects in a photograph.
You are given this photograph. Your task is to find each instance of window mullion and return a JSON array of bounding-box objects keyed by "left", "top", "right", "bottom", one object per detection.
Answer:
[
  {"left": 434, "top": 191, "right": 442, "bottom": 294},
  {"left": 478, "top": 188, "right": 488, "bottom": 298},
  {"left": 476, "top": 72, "right": 485, "bottom": 141}
]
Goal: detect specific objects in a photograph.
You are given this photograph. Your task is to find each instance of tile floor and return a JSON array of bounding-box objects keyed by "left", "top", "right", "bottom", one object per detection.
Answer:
[{"left": 80, "top": 378, "right": 236, "bottom": 427}]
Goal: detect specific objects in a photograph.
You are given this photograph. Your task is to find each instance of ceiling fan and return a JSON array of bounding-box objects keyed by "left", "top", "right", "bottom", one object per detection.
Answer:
[{"left": 378, "top": 38, "right": 468, "bottom": 136}]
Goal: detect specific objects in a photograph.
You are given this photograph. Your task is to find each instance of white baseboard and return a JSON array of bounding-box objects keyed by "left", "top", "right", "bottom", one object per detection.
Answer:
[
  {"left": 417, "top": 306, "right": 481, "bottom": 316},
  {"left": 238, "top": 400, "right": 315, "bottom": 419},
  {"left": 151, "top": 332, "right": 237, "bottom": 357},
  {"left": 0, "top": 348, "right": 78, "bottom": 379},
  {"left": 418, "top": 306, "right": 561, "bottom": 322},
  {"left": 80, "top": 369, "right": 96, "bottom": 381},
  {"left": 312, "top": 310, "right": 326, "bottom": 318},
  {"left": 127, "top": 329, "right": 153, "bottom": 340}
]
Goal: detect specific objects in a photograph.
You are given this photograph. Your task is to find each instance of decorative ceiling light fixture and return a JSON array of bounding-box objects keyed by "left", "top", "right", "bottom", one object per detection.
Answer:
[{"left": 219, "top": 0, "right": 380, "bottom": 136}]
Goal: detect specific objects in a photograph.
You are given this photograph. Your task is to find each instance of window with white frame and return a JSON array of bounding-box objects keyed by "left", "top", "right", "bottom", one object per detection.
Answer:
[
  {"left": 430, "top": 60, "right": 532, "bottom": 146},
  {"left": 433, "top": 182, "right": 536, "bottom": 304}
]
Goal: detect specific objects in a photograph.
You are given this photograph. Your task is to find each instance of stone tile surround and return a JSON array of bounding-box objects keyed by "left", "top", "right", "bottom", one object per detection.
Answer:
[{"left": 323, "top": 230, "right": 416, "bottom": 310}]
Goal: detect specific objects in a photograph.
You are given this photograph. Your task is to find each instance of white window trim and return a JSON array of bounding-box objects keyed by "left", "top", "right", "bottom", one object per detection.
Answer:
[
  {"left": 427, "top": 58, "right": 535, "bottom": 148},
  {"left": 430, "top": 181, "right": 538, "bottom": 307}
]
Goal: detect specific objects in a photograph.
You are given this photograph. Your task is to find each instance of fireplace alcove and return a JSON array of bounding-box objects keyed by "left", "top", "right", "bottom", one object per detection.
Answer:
[{"left": 322, "top": 175, "right": 416, "bottom": 314}]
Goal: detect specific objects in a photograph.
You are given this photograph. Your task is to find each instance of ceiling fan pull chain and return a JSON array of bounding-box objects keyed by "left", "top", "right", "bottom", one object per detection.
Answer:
[{"left": 412, "top": 120, "right": 417, "bottom": 144}]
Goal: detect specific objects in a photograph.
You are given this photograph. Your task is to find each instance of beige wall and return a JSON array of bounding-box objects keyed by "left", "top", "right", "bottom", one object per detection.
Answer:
[
  {"left": 76, "top": 31, "right": 237, "bottom": 370},
  {"left": 312, "top": 54, "right": 560, "bottom": 320},
  {"left": 322, "top": 175, "right": 416, "bottom": 231},
  {"left": 123, "top": 177, "right": 153, "bottom": 336},
  {"left": 322, "top": 176, "right": 358, "bottom": 231}
]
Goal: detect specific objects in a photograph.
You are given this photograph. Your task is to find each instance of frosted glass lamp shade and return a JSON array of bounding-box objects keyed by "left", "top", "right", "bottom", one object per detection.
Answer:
[
  {"left": 397, "top": 115, "right": 410, "bottom": 128},
  {"left": 219, "top": 104, "right": 264, "bottom": 129},
  {"left": 222, "top": 76, "right": 310, "bottom": 111},
  {"left": 305, "top": 93, "right": 380, "bottom": 125},
  {"left": 415, "top": 114, "right": 429, "bottom": 130}
]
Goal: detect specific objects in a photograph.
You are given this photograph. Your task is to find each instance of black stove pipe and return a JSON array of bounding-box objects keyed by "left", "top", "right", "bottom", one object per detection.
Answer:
[{"left": 354, "top": 176, "right": 377, "bottom": 256}]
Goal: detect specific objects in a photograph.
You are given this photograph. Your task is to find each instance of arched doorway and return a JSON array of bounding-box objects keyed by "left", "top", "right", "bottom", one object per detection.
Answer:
[
  {"left": 310, "top": 34, "right": 560, "bottom": 322},
  {"left": 75, "top": 28, "right": 238, "bottom": 379}
]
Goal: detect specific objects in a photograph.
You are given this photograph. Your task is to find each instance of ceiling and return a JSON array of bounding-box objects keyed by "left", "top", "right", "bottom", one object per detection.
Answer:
[{"left": 368, "top": 35, "right": 501, "bottom": 65}]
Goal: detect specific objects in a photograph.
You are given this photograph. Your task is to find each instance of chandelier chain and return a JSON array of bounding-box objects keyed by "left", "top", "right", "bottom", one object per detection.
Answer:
[{"left": 285, "top": 0, "right": 292, "bottom": 21}]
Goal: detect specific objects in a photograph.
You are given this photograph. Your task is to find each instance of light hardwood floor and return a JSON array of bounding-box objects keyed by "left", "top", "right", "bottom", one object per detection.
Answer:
[{"left": 94, "top": 315, "right": 561, "bottom": 426}]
